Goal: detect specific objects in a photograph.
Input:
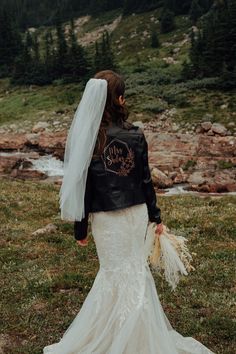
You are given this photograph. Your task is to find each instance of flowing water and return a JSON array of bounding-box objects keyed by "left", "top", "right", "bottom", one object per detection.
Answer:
[{"left": 1, "top": 151, "right": 236, "bottom": 196}]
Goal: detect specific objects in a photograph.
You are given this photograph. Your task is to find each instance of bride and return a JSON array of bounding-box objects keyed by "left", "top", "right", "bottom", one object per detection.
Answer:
[{"left": 43, "top": 70, "right": 215, "bottom": 354}]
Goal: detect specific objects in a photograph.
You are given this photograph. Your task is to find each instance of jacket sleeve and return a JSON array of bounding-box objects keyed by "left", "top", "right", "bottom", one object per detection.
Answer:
[
  {"left": 74, "top": 168, "right": 92, "bottom": 240},
  {"left": 141, "top": 133, "right": 162, "bottom": 224}
]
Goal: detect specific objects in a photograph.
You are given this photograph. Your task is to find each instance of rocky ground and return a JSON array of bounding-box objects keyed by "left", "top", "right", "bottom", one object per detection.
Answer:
[{"left": 0, "top": 113, "right": 235, "bottom": 193}]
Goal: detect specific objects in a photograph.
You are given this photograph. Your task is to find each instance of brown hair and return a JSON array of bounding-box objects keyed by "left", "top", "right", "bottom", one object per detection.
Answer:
[{"left": 92, "top": 70, "right": 131, "bottom": 158}]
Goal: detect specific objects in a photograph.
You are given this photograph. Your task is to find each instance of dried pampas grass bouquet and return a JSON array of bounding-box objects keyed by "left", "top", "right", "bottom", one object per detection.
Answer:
[{"left": 144, "top": 223, "right": 195, "bottom": 291}]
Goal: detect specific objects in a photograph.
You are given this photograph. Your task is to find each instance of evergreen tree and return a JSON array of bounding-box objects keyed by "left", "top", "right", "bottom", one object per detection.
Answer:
[
  {"left": 163, "top": 0, "right": 212, "bottom": 15},
  {"left": 11, "top": 30, "right": 33, "bottom": 84},
  {"left": 66, "top": 18, "right": 90, "bottom": 82},
  {"left": 55, "top": 17, "right": 69, "bottom": 78},
  {"left": 31, "top": 31, "right": 40, "bottom": 62},
  {"left": 189, "top": 0, "right": 203, "bottom": 24},
  {"left": 43, "top": 29, "right": 54, "bottom": 80},
  {"left": 93, "top": 30, "right": 117, "bottom": 73},
  {"left": 186, "top": 0, "right": 236, "bottom": 85},
  {"left": 160, "top": 8, "right": 175, "bottom": 33},
  {"left": 30, "top": 30, "right": 49, "bottom": 85},
  {"left": 151, "top": 29, "right": 160, "bottom": 48},
  {"left": 227, "top": 0, "right": 236, "bottom": 72},
  {"left": 0, "top": 6, "right": 22, "bottom": 76},
  {"left": 94, "top": 41, "right": 102, "bottom": 72},
  {"left": 103, "top": 30, "right": 116, "bottom": 70}
]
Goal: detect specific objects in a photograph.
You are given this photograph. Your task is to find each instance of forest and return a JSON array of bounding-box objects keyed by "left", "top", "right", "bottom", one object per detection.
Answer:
[{"left": 0, "top": 0, "right": 235, "bottom": 88}]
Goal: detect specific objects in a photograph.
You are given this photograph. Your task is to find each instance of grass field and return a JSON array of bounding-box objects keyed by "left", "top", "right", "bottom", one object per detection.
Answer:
[{"left": 0, "top": 177, "right": 235, "bottom": 354}]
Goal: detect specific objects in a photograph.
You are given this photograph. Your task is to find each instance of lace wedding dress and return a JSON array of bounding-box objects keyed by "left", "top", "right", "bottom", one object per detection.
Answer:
[{"left": 43, "top": 203, "right": 215, "bottom": 354}]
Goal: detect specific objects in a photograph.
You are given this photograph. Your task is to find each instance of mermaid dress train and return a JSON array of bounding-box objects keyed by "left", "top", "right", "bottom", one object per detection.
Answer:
[{"left": 43, "top": 203, "right": 214, "bottom": 354}]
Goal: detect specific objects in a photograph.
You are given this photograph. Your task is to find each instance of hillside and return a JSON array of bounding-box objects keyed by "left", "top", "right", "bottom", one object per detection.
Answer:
[{"left": 0, "top": 7, "right": 235, "bottom": 135}]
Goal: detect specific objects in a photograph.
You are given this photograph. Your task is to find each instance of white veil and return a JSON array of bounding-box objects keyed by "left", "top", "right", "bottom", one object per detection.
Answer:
[{"left": 59, "top": 78, "right": 108, "bottom": 221}]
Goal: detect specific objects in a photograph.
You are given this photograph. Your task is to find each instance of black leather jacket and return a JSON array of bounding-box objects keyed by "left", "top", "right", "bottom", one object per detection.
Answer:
[{"left": 74, "top": 121, "right": 162, "bottom": 240}]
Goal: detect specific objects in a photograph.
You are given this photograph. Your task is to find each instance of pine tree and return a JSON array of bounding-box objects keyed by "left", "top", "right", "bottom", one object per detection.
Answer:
[
  {"left": 94, "top": 41, "right": 102, "bottom": 72},
  {"left": 160, "top": 8, "right": 175, "bottom": 33},
  {"left": 186, "top": 0, "right": 235, "bottom": 84},
  {"left": 0, "top": 6, "right": 22, "bottom": 76},
  {"left": 55, "top": 17, "right": 69, "bottom": 78},
  {"left": 66, "top": 18, "right": 90, "bottom": 82},
  {"left": 189, "top": 0, "right": 203, "bottom": 24},
  {"left": 32, "top": 31, "right": 40, "bottom": 62},
  {"left": 11, "top": 30, "right": 33, "bottom": 84},
  {"left": 43, "top": 29, "right": 53, "bottom": 77},
  {"left": 151, "top": 29, "right": 160, "bottom": 48},
  {"left": 227, "top": 0, "right": 236, "bottom": 72},
  {"left": 103, "top": 30, "right": 116, "bottom": 70},
  {"left": 93, "top": 30, "right": 116, "bottom": 73},
  {"left": 29, "top": 30, "right": 49, "bottom": 85}
]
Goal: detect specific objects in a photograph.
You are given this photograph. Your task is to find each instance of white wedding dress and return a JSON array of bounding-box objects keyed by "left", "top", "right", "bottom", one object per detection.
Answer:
[{"left": 43, "top": 203, "right": 215, "bottom": 354}]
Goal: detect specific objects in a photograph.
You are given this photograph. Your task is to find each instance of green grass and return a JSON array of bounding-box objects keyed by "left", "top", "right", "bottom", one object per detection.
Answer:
[
  {"left": 0, "top": 79, "right": 84, "bottom": 126},
  {"left": 0, "top": 177, "right": 235, "bottom": 353}
]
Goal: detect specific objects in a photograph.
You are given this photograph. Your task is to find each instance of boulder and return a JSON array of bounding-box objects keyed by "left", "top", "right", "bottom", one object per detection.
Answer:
[
  {"left": 211, "top": 123, "right": 227, "bottom": 136},
  {"left": 201, "top": 121, "right": 212, "bottom": 132},
  {"left": 187, "top": 171, "right": 206, "bottom": 185},
  {"left": 151, "top": 167, "right": 173, "bottom": 188}
]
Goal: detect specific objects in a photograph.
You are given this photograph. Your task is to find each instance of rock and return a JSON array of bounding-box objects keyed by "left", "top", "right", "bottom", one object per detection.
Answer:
[
  {"left": 9, "top": 124, "right": 17, "bottom": 130},
  {"left": 26, "top": 133, "right": 40, "bottom": 145},
  {"left": 32, "top": 121, "right": 49, "bottom": 133},
  {"left": 189, "top": 183, "right": 236, "bottom": 193},
  {"left": 38, "top": 130, "right": 67, "bottom": 159},
  {"left": 163, "top": 57, "right": 179, "bottom": 65},
  {"left": 32, "top": 223, "right": 58, "bottom": 236},
  {"left": 187, "top": 171, "right": 206, "bottom": 185},
  {"left": 10, "top": 168, "right": 47, "bottom": 180},
  {"left": 224, "top": 183, "right": 236, "bottom": 192},
  {"left": 0, "top": 155, "right": 24, "bottom": 173},
  {"left": 133, "top": 121, "right": 144, "bottom": 129},
  {"left": 21, "top": 160, "right": 33, "bottom": 169},
  {"left": 172, "top": 123, "right": 179, "bottom": 132},
  {"left": 195, "top": 126, "right": 202, "bottom": 134},
  {"left": 0, "top": 133, "right": 27, "bottom": 150},
  {"left": 151, "top": 168, "right": 173, "bottom": 188},
  {"left": 206, "top": 129, "right": 215, "bottom": 136},
  {"left": 169, "top": 171, "right": 178, "bottom": 180},
  {"left": 53, "top": 121, "right": 61, "bottom": 126},
  {"left": 201, "top": 121, "right": 212, "bottom": 131},
  {"left": 173, "top": 47, "right": 180, "bottom": 54},
  {"left": 211, "top": 123, "right": 227, "bottom": 136},
  {"left": 228, "top": 122, "right": 235, "bottom": 127},
  {"left": 220, "top": 104, "right": 228, "bottom": 109}
]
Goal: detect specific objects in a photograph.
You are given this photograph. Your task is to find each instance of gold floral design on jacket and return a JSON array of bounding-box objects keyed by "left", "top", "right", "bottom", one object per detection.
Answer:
[{"left": 102, "top": 138, "right": 135, "bottom": 176}]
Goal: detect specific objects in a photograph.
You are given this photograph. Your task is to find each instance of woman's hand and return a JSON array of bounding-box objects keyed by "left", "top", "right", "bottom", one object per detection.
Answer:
[
  {"left": 155, "top": 222, "right": 164, "bottom": 237},
  {"left": 76, "top": 237, "right": 89, "bottom": 247}
]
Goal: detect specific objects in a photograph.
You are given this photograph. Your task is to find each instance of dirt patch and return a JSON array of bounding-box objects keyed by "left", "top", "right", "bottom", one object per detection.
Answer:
[{"left": 78, "top": 15, "right": 122, "bottom": 47}]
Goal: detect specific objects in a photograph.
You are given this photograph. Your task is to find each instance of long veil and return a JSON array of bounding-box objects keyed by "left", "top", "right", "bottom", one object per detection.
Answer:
[{"left": 59, "top": 78, "right": 107, "bottom": 221}]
